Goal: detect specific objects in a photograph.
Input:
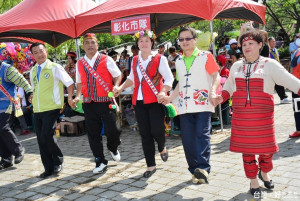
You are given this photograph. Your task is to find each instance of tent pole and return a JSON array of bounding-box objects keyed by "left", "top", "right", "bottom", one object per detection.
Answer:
[
  {"left": 209, "top": 21, "right": 217, "bottom": 57},
  {"left": 54, "top": 48, "right": 57, "bottom": 63},
  {"left": 209, "top": 20, "right": 223, "bottom": 132},
  {"left": 75, "top": 38, "right": 81, "bottom": 58}
]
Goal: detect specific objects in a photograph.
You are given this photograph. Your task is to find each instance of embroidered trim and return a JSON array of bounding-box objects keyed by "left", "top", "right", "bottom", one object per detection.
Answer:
[
  {"left": 80, "top": 56, "right": 110, "bottom": 94},
  {"left": 83, "top": 96, "right": 111, "bottom": 103},
  {"left": 137, "top": 57, "right": 159, "bottom": 96}
]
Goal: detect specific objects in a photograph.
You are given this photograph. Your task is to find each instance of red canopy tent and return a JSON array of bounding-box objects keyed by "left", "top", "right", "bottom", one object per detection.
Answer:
[
  {"left": 0, "top": 37, "right": 44, "bottom": 44},
  {"left": 0, "top": 0, "right": 97, "bottom": 47},
  {"left": 75, "top": 0, "right": 266, "bottom": 36}
]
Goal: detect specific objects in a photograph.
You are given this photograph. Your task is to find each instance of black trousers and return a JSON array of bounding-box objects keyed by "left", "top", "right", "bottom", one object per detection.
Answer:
[
  {"left": 0, "top": 113, "right": 23, "bottom": 164},
  {"left": 275, "top": 84, "right": 288, "bottom": 100},
  {"left": 83, "top": 102, "right": 121, "bottom": 165},
  {"left": 292, "top": 92, "right": 300, "bottom": 131},
  {"left": 134, "top": 101, "right": 165, "bottom": 167},
  {"left": 34, "top": 109, "right": 63, "bottom": 173}
]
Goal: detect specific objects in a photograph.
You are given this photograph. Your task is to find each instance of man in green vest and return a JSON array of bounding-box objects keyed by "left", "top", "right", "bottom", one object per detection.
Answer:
[{"left": 30, "top": 43, "right": 74, "bottom": 179}]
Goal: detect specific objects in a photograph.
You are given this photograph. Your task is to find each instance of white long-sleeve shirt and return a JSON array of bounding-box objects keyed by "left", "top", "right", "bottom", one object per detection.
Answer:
[{"left": 128, "top": 52, "right": 174, "bottom": 100}]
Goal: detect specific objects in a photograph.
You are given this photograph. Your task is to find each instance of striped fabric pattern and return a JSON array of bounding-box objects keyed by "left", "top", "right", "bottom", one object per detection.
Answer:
[
  {"left": 242, "top": 154, "right": 273, "bottom": 179},
  {"left": 229, "top": 78, "right": 278, "bottom": 154},
  {"left": 6, "top": 66, "right": 32, "bottom": 93}
]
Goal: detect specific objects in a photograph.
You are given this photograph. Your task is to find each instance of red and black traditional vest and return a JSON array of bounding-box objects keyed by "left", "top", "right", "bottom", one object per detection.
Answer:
[
  {"left": 78, "top": 54, "right": 112, "bottom": 103},
  {"left": 131, "top": 54, "right": 163, "bottom": 105}
]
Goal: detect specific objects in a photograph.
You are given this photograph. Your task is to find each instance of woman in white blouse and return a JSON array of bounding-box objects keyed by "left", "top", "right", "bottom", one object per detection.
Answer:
[{"left": 114, "top": 30, "right": 174, "bottom": 178}]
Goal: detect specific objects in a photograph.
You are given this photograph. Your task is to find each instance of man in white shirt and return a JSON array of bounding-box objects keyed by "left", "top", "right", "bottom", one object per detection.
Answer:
[{"left": 73, "top": 33, "right": 122, "bottom": 174}]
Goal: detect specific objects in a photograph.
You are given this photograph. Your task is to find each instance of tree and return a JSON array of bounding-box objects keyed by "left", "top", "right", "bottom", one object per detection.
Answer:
[
  {"left": 262, "top": 0, "right": 300, "bottom": 43},
  {"left": 0, "top": 0, "right": 21, "bottom": 14}
]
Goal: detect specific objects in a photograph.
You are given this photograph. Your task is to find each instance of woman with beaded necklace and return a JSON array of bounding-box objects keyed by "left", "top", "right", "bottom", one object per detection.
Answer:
[
  {"left": 113, "top": 30, "right": 173, "bottom": 178},
  {"left": 215, "top": 30, "right": 300, "bottom": 198}
]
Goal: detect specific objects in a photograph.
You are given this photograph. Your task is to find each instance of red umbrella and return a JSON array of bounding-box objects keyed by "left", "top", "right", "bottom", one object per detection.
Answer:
[
  {"left": 75, "top": 0, "right": 265, "bottom": 36},
  {"left": 0, "top": 0, "right": 97, "bottom": 47}
]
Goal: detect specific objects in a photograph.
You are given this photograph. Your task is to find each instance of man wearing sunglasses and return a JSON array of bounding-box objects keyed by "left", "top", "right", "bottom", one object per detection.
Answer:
[{"left": 162, "top": 26, "right": 220, "bottom": 184}]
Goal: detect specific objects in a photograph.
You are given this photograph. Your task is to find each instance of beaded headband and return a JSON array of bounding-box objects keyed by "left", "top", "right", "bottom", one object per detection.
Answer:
[
  {"left": 134, "top": 30, "right": 156, "bottom": 40},
  {"left": 242, "top": 35, "right": 254, "bottom": 43}
]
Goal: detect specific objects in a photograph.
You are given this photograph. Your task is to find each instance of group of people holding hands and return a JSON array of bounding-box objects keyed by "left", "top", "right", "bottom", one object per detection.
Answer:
[{"left": 1, "top": 25, "right": 300, "bottom": 199}]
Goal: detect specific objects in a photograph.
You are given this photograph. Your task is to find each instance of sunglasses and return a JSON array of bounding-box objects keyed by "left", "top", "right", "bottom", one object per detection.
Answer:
[{"left": 178, "top": 37, "right": 194, "bottom": 42}]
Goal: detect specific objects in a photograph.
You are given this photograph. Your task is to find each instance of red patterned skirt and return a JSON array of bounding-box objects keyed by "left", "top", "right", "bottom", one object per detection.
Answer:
[{"left": 225, "top": 78, "right": 279, "bottom": 154}]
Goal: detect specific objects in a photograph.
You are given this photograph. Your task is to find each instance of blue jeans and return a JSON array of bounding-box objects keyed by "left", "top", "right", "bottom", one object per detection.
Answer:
[{"left": 179, "top": 112, "right": 211, "bottom": 174}]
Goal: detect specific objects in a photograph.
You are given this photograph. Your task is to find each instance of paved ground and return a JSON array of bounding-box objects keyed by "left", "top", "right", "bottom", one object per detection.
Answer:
[{"left": 0, "top": 93, "right": 299, "bottom": 201}]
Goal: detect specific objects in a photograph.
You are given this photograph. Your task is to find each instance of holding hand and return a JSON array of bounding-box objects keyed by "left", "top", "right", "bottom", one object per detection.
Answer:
[
  {"left": 28, "top": 94, "right": 33, "bottom": 104},
  {"left": 113, "top": 86, "right": 122, "bottom": 97},
  {"left": 157, "top": 92, "right": 171, "bottom": 105},
  {"left": 209, "top": 94, "right": 224, "bottom": 107},
  {"left": 68, "top": 97, "right": 79, "bottom": 109}
]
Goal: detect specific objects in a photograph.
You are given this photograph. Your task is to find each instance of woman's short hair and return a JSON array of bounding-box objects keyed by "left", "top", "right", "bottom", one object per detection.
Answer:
[{"left": 239, "top": 30, "right": 263, "bottom": 45}]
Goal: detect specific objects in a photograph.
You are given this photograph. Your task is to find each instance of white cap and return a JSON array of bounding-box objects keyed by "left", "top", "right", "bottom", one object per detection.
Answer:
[
  {"left": 296, "top": 38, "right": 300, "bottom": 47},
  {"left": 229, "top": 39, "right": 238, "bottom": 45}
]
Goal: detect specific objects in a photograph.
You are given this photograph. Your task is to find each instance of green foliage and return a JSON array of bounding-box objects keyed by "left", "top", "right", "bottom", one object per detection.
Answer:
[
  {"left": 263, "top": 0, "right": 300, "bottom": 43},
  {"left": 158, "top": 27, "right": 180, "bottom": 44},
  {"left": 0, "top": 0, "right": 21, "bottom": 14},
  {"left": 96, "top": 33, "right": 122, "bottom": 50},
  {"left": 278, "top": 46, "right": 290, "bottom": 59}
]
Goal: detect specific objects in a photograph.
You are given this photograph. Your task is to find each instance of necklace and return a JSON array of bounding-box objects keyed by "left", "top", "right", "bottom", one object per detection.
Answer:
[
  {"left": 242, "top": 56, "right": 260, "bottom": 77},
  {"left": 242, "top": 56, "right": 260, "bottom": 106}
]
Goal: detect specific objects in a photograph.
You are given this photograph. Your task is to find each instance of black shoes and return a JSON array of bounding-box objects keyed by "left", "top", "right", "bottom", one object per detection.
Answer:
[
  {"left": 40, "top": 164, "right": 62, "bottom": 178},
  {"left": 0, "top": 161, "right": 13, "bottom": 170},
  {"left": 160, "top": 150, "right": 168, "bottom": 162},
  {"left": 14, "top": 147, "right": 25, "bottom": 164},
  {"left": 143, "top": 168, "right": 156, "bottom": 178},
  {"left": 250, "top": 186, "right": 261, "bottom": 198},
  {"left": 39, "top": 171, "right": 53, "bottom": 179},
  {"left": 258, "top": 169, "right": 274, "bottom": 189},
  {"left": 53, "top": 165, "right": 63, "bottom": 174}
]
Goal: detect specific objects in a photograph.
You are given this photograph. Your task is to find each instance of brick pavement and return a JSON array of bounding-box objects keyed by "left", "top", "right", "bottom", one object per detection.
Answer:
[{"left": 0, "top": 93, "right": 299, "bottom": 201}]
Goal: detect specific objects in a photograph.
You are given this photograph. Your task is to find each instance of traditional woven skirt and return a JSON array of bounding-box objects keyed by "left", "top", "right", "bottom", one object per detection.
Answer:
[{"left": 229, "top": 78, "right": 279, "bottom": 154}]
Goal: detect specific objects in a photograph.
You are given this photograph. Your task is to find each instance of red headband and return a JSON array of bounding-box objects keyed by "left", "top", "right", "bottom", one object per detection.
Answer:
[
  {"left": 83, "top": 33, "right": 97, "bottom": 43},
  {"left": 66, "top": 52, "right": 77, "bottom": 58},
  {"left": 242, "top": 35, "right": 254, "bottom": 43}
]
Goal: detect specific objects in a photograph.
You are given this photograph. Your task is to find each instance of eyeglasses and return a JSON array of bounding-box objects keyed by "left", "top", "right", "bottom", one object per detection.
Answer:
[{"left": 178, "top": 37, "right": 194, "bottom": 42}]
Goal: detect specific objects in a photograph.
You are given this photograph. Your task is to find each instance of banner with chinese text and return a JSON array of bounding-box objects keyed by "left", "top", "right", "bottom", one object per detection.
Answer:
[{"left": 111, "top": 15, "right": 151, "bottom": 36}]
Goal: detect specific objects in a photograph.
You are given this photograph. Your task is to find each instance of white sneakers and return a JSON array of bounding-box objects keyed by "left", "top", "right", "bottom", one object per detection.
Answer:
[
  {"left": 92, "top": 150, "right": 120, "bottom": 174},
  {"left": 280, "top": 98, "right": 291, "bottom": 104},
  {"left": 110, "top": 150, "right": 121, "bottom": 161},
  {"left": 93, "top": 163, "right": 107, "bottom": 174}
]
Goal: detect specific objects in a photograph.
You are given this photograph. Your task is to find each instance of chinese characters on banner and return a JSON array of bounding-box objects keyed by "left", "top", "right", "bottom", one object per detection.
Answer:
[{"left": 111, "top": 15, "right": 151, "bottom": 36}]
